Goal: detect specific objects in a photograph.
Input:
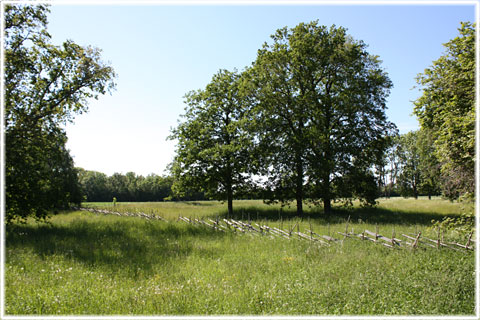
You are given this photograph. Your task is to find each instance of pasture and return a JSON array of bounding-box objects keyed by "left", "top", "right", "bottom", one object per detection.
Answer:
[{"left": 5, "top": 198, "right": 475, "bottom": 315}]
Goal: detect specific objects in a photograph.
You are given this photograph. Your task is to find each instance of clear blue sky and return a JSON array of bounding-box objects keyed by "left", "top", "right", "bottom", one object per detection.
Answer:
[{"left": 46, "top": 2, "right": 476, "bottom": 176}]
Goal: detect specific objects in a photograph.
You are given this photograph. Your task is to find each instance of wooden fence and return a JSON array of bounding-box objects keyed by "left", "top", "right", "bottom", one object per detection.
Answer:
[
  {"left": 76, "top": 207, "right": 475, "bottom": 252},
  {"left": 178, "top": 216, "right": 475, "bottom": 252}
]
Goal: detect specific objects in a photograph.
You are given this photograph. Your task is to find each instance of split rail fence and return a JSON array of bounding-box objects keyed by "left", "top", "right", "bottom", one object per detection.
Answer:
[{"left": 77, "top": 207, "right": 475, "bottom": 252}]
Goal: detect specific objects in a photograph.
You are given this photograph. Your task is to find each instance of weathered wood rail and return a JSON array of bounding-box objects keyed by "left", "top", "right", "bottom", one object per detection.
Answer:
[
  {"left": 75, "top": 207, "right": 474, "bottom": 252},
  {"left": 178, "top": 216, "right": 475, "bottom": 252}
]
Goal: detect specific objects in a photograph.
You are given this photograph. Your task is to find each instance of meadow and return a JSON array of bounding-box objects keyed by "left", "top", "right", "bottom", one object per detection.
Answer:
[{"left": 5, "top": 198, "right": 476, "bottom": 315}]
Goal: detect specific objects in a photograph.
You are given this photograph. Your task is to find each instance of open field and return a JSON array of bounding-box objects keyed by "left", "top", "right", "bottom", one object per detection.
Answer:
[{"left": 5, "top": 198, "right": 475, "bottom": 315}]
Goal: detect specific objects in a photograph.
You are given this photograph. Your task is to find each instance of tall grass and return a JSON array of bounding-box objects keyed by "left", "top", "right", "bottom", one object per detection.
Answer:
[
  {"left": 84, "top": 197, "right": 464, "bottom": 223},
  {"left": 5, "top": 198, "right": 475, "bottom": 315}
]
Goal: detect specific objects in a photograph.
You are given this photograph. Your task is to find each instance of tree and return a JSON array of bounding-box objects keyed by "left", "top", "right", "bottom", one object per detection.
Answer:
[
  {"left": 5, "top": 4, "right": 116, "bottom": 222},
  {"left": 77, "top": 170, "right": 175, "bottom": 202},
  {"left": 108, "top": 173, "right": 129, "bottom": 201},
  {"left": 397, "top": 131, "right": 421, "bottom": 199},
  {"left": 413, "top": 22, "right": 475, "bottom": 199},
  {"left": 168, "top": 69, "right": 253, "bottom": 216},
  {"left": 396, "top": 130, "right": 441, "bottom": 199},
  {"left": 251, "top": 22, "right": 395, "bottom": 213},
  {"left": 77, "top": 169, "right": 111, "bottom": 202},
  {"left": 385, "top": 136, "right": 403, "bottom": 197},
  {"left": 416, "top": 129, "right": 441, "bottom": 199}
]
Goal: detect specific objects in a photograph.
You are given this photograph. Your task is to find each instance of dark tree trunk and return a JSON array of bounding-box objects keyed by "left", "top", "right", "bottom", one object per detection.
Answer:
[
  {"left": 295, "top": 152, "right": 304, "bottom": 216},
  {"left": 323, "top": 197, "right": 331, "bottom": 214},
  {"left": 323, "top": 173, "right": 332, "bottom": 214},
  {"left": 227, "top": 182, "right": 233, "bottom": 217}
]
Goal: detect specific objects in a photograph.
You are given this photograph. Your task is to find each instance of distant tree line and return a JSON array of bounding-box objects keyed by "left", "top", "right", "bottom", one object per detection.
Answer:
[
  {"left": 77, "top": 169, "right": 205, "bottom": 202},
  {"left": 378, "top": 129, "right": 441, "bottom": 199}
]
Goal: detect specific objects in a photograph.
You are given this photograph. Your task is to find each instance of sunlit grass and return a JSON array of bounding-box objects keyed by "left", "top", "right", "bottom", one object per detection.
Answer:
[{"left": 5, "top": 198, "right": 475, "bottom": 315}]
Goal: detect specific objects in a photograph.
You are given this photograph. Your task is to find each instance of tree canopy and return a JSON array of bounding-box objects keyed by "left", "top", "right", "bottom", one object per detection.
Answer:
[
  {"left": 4, "top": 4, "right": 116, "bottom": 222},
  {"left": 170, "top": 22, "right": 396, "bottom": 214},
  {"left": 77, "top": 169, "right": 177, "bottom": 202},
  {"left": 250, "top": 22, "right": 396, "bottom": 213},
  {"left": 413, "top": 22, "right": 475, "bottom": 199},
  {"left": 168, "top": 69, "right": 254, "bottom": 216}
]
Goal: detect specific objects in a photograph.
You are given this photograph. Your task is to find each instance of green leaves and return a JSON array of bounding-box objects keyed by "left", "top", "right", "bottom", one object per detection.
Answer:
[
  {"left": 413, "top": 22, "right": 475, "bottom": 199},
  {"left": 251, "top": 21, "right": 395, "bottom": 212},
  {"left": 169, "top": 69, "right": 255, "bottom": 214},
  {"left": 5, "top": 4, "right": 116, "bottom": 223}
]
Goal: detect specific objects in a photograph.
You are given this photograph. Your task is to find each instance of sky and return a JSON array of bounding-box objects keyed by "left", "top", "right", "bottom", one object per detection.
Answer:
[{"left": 44, "top": 1, "right": 476, "bottom": 176}]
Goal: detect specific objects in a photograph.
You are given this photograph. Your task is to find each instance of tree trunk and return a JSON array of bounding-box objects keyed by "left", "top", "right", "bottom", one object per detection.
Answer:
[
  {"left": 323, "top": 173, "right": 332, "bottom": 214},
  {"left": 323, "top": 197, "right": 331, "bottom": 214},
  {"left": 227, "top": 183, "right": 233, "bottom": 218},
  {"left": 295, "top": 152, "right": 304, "bottom": 215},
  {"left": 296, "top": 190, "right": 303, "bottom": 216}
]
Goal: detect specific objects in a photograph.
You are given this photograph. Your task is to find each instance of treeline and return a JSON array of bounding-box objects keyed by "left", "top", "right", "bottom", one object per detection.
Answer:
[
  {"left": 378, "top": 130, "right": 440, "bottom": 199},
  {"left": 77, "top": 169, "right": 206, "bottom": 202}
]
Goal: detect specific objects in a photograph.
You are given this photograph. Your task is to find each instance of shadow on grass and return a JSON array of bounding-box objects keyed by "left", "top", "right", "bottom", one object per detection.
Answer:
[
  {"left": 219, "top": 205, "right": 455, "bottom": 226},
  {"left": 183, "top": 201, "right": 217, "bottom": 206},
  {"left": 6, "top": 217, "right": 226, "bottom": 277}
]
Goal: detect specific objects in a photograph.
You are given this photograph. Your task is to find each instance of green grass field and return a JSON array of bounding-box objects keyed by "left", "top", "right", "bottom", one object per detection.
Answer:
[{"left": 5, "top": 198, "right": 476, "bottom": 315}]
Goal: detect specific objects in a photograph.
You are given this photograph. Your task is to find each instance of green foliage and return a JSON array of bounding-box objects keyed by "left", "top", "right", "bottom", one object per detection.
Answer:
[
  {"left": 77, "top": 169, "right": 176, "bottom": 202},
  {"left": 169, "top": 69, "right": 254, "bottom": 215},
  {"left": 396, "top": 132, "right": 422, "bottom": 198},
  {"left": 413, "top": 22, "right": 475, "bottom": 199},
  {"left": 431, "top": 193, "right": 475, "bottom": 238},
  {"left": 250, "top": 21, "right": 395, "bottom": 213},
  {"left": 4, "top": 4, "right": 116, "bottom": 223}
]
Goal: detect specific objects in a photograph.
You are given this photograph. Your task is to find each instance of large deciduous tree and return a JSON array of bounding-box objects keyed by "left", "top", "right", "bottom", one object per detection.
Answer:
[
  {"left": 5, "top": 4, "right": 116, "bottom": 223},
  {"left": 251, "top": 22, "right": 395, "bottom": 213},
  {"left": 413, "top": 22, "right": 475, "bottom": 199},
  {"left": 168, "top": 69, "right": 253, "bottom": 216}
]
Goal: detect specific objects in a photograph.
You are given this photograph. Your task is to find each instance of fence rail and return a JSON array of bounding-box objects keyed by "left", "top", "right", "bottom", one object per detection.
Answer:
[{"left": 75, "top": 207, "right": 474, "bottom": 252}]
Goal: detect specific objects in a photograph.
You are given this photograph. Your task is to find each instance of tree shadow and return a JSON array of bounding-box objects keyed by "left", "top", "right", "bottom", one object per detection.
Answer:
[
  {"left": 183, "top": 201, "right": 216, "bottom": 206},
  {"left": 6, "top": 218, "right": 226, "bottom": 278},
  {"left": 218, "top": 205, "right": 456, "bottom": 226}
]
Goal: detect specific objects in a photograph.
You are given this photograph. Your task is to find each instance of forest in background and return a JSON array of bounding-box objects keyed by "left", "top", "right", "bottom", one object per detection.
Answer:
[{"left": 75, "top": 128, "right": 446, "bottom": 203}]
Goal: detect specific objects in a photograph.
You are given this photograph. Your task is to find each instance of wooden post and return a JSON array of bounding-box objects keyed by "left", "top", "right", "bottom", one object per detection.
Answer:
[
  {"left": 436, "top": 227, "right": 441, "bottom": 249},
  {"left": 465, "top": 232, "right": 473, "bottom": 250},
  {"left": 309, "top": 219, "right": 313, "bottom": 241},
  {"left": 345, "top": 216, "right": 350, "bottom": 237},
  {"left": 413, "top": 231, "right": 421, "bottom": 249},
  {"left": 375, "top": 224, "right": 379, "bottom": 241},
  {"left": 392, "top": 228, "right": 396, "bottom": 247}
]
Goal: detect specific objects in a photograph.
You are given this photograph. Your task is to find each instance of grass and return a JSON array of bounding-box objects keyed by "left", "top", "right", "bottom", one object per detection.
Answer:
[{"left": 5, "top": 198, "right": 475, "bottom": 315}]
